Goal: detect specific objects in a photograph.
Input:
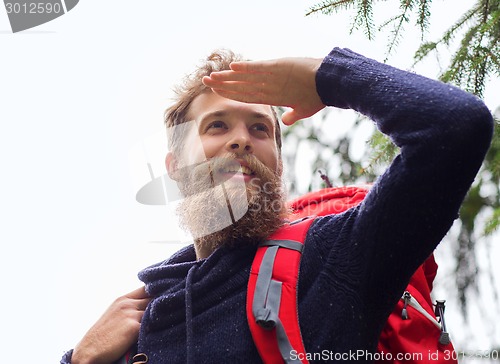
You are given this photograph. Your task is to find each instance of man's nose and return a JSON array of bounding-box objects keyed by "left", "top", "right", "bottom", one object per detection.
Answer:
[{"left": 226, "top": 125, "right": 253, "bottom": 154}]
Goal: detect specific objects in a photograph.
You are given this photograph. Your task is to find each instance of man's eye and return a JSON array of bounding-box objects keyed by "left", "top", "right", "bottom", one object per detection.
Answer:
[
  {"left": 207, "top": 121, "right": 227, "bottom": 130},
  {"left": 253, "top": 123, "right": 270, "bottom": 133}
]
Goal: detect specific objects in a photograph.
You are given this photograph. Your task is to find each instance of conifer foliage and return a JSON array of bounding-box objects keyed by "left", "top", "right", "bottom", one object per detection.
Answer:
[
  {"left": 286, "top": 0, "right": 500, "bottom": 329},
  {"left": 307, "top": 0, "right": 499, "bottom": 96}
]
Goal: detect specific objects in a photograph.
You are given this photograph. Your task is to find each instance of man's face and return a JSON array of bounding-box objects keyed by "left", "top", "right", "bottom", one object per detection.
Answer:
[
  {"left": 172, "top": 91, "right": 281, "bottom": 180},
  {"left": 166, "top": 91, "right": 286, "bottom": 250}
]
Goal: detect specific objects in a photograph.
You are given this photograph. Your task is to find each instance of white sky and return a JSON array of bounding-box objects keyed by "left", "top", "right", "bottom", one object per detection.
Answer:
[{"left": 0, "top": 1, "right": 498, "bottom": 362}]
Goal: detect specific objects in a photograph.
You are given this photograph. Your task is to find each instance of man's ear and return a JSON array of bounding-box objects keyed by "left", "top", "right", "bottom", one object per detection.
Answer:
[{"left": 165, "top": 152, "right": 180, "bottom": 180}]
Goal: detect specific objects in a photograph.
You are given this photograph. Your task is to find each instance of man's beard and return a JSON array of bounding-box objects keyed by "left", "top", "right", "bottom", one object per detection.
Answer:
[{"left": 175, "top": 153, "right": 288, "bottom": 252}]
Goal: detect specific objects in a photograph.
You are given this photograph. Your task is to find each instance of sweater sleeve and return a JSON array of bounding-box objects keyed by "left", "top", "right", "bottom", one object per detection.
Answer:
[
  {"left": 60, "top": 349, "right": 72, "bottom": 364},
  {"left": 312, "top": 48, "right": 493, "bottom": 323}
]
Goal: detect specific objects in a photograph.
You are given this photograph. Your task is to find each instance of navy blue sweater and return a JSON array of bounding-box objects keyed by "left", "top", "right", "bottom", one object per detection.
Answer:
[{"left": 62, "top": 48, "right": 493, "bottom": 364}]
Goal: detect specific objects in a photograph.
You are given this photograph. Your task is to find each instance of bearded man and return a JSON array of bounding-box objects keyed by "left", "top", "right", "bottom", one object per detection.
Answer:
[{"left": 62, "top": 47, "right": 493, "bottom": 364}]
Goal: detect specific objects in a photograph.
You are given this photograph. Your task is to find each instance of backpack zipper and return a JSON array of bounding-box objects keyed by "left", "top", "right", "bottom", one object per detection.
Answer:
[
  {"left": 400, "top": 291, "right": 441, "bottom": 329},
  {"left": 400, "top": 291, "right": 451, "bottom": 345}
]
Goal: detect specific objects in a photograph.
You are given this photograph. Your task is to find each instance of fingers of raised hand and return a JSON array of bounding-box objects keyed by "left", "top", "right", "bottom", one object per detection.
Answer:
[
  {"left": 205, "top": 70, "right": 269, "bottom": 83},
  {"left": 283, "top": 102, "right": 327, "bottom": 125},
  {"left": 281, "top": 109, "right": 299, "bottom": 126},
  {"left": 203, "top": 60, "right": 280, "bottom": 94},
  {"left": 209, "top": 88, "right": 265, "bottom": 105},
  {"left": 203, "top": 77, "right": 266, "bottom": 96},
  {"left": 229, "top": 60, "right": 278, "bottom": 73}
]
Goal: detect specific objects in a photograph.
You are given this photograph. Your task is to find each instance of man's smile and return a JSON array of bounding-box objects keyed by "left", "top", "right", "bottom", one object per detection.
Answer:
[{"left": 216, "top": 161, "right": 256, "bottom": 182}]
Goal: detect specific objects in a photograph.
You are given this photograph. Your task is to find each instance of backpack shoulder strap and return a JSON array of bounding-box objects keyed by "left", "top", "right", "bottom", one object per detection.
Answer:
[{"left": 247, "top": 216, "right": 315, "bottom": 364}]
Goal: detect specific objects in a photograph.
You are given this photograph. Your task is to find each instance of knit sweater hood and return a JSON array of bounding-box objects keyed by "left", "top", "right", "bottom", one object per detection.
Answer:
[{"left": 138, "top": 244, "right": 260, "bottom": 363}]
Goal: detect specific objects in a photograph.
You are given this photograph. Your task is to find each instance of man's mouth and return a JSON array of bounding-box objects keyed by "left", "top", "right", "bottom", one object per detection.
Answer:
[
  {"left": 219, "top": 164, "right": 255, "bottom": 176},
  {"left": 210, "top": 160, "right": 258, "bottom": 185}
]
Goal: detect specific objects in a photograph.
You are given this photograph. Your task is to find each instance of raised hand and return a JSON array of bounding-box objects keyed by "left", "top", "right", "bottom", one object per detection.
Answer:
[
  {"left": 71, "top": 286, "right": 151, "bottom": 364},
  {"left": 202, "top": 57, "right": 325, "bottom": 125}
]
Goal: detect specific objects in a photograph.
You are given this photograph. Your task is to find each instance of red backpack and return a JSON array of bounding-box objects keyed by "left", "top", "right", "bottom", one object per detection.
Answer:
[{"left": 247, "top": 186, "right": 458, "bottom": 364}]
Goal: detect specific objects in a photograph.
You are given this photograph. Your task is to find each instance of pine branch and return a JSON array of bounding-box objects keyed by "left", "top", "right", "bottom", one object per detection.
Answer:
[
  {"left": 484, "top": 207, "right": 500, "bottom": 236},
  {"left": 482, "top": 121, "right": 500, "bottom": 236},
  {"left": 437, "top": 0, "right": 500, "bottom": 96},
  {"left": 306, "top": 0, "right": 357, "bottom": 17},
  {"left": 413, "top": 4, "right": 480, "bottom": 64},
  {"left": 381, "top": 0, "right": 416, "bottom": 60},
  {"left": 417, "top": 0, "right": 432, "bottom": 39},
  {"left": 359, "top": 130, "right": 399, "bottom": 175},
  {"left": 441, "top": 4, "right": 481, "bottom": 45},
  {"left": 448, "top": 25, "right": 479, "bottom": 87},
  {"left": 350, "top": 3, "right": 375, "bottom": 39},
  {"left": 359, "top": 0, "right": 375, "bottom": 40}
]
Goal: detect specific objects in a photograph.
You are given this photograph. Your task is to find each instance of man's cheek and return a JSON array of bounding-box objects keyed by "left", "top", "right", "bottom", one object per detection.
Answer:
[{"left": 176, "top": 120, "right": 208, "bottom": 166}]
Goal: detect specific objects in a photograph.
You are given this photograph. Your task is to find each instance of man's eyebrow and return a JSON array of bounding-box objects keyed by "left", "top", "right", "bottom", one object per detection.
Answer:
[
  {"left": 200, "top": 110, "right": 228, "bottom": 121},
  {"left": 200, "top": 110, "right": 274, "bottom": 123}
]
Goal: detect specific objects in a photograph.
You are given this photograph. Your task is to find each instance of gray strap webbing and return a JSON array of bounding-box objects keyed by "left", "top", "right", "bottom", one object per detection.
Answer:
[
  {"left": 252, "top": 242, "right": 305, "bottom": 363},
  {"left": 276, "top": 318, "right": 303, "bottom": 364},
  {"left": 259, "top": 239, "right": 304, "bottom": 253},
  {"left": 259, "top": 279, "right": 282, "bottom": 329},
  {"left": 253, "top": 246, "right": 279, "bottom": 328}
]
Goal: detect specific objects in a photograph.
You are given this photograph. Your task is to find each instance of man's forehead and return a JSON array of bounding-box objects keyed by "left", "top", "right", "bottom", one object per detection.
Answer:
[{"left": 187, "top": 91, "right": 275, "bottom": 122}]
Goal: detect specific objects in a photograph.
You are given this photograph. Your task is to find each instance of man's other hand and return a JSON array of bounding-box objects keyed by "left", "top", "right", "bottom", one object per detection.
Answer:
[{"left": 71, "top": 286, "right": 151, "bottom": 364}]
